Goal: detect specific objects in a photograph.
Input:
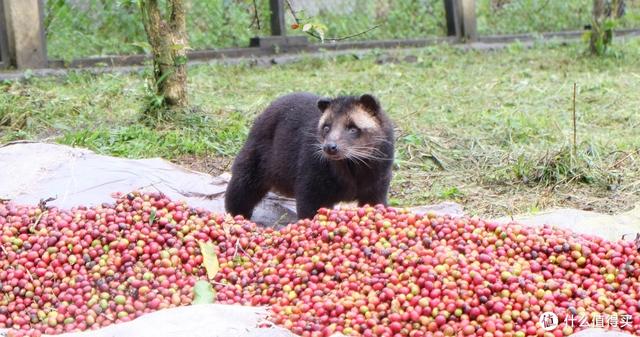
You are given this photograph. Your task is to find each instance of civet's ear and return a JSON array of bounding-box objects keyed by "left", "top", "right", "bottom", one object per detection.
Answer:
[
  {"left": 317, "top": 98, "right": 331, "bottom": 112},
  {"left": 359, "top": 94, "right": 380, "bottom": 115}
]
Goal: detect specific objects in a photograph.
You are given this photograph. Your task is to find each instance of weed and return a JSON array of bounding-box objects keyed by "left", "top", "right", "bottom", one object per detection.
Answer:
[
  {"left": 439, "top": 186, "right": 465, "bottom": 200},
  {"left": 505, "top": 145, "right": 616, "bottom": 187}
]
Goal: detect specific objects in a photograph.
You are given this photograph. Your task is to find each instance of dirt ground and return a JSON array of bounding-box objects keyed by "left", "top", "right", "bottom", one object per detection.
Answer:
[{"left": 175, "top": 155, "right": 640, "bottom": 219}]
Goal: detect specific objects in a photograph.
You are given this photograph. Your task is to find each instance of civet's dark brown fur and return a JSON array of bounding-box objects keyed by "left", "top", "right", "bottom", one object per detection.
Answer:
[{"left": 225, "top": 92, "right": 394, "bottom": 220}]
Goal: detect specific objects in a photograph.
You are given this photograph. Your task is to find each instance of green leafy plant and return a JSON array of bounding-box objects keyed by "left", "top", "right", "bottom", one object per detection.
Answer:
[
  {"left": 192, "top": 280, "right": 216, "bottom": 304},
  {"left": 439, "top": 186, "right": 464, "bottom": 200},
  {"left": 583, "top": 0, "right": 627, "bottom": 56},
  {"left": 295, "top": 22, "right": 328, "bottom": 42},
  {"left": 584, "top": 16, "right": 618, "bottom": 55}
]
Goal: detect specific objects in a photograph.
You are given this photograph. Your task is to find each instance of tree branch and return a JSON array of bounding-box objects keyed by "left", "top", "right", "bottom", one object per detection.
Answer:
[
  {"left": 250, "top": 0, "right": 261, "bottom": 30},
  {"left": 283, "top": 0, "right": 381, "bottom": 42}
]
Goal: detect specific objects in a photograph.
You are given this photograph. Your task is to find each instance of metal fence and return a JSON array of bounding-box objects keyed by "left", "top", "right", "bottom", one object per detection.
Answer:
[{"left": 1, "top": 0, "right": 640, "bottom": 69}]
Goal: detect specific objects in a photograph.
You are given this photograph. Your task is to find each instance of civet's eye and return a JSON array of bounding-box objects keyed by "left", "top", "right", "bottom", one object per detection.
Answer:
[
  {"left": 323, "top": 125, "right": 331, "bottom": 133},
  {"left": 348, "top": 125, "right": 359, "bottom": 134}
]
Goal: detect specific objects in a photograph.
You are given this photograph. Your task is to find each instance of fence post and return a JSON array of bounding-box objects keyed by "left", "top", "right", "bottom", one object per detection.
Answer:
[
  {"left": 1, "top": 0, "right": 48, "bottom": 69},
  {"left": 0, "top": 0, "right": 9, "bottom": 69},
  {"left": 270, "top": 0, "right": 286, "bottom": 36},
  {"left": 459, "top": 0, "right": 477, "bottom": 41},
  {"left": 443, "top": 0, "right": 459, "bottom": 36},
  {"left": 249, "top": 0, "right": 308, "bottom": 49},
  {"left": 443, "top": 0, "right": 477, "bottom": 41}
]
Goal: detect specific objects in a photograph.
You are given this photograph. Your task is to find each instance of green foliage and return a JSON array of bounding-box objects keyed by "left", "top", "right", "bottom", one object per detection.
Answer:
[
  {"left": 479, "top": 0, "right": 640, "bottom": 35},
  {"left": 46, "top": 0, "right": 269, "bottom": 60},
  {"left": 292, "top": 22, "right": 328, "bottom": 42},
  {"left": 44, "top": 0, "right": 640, "bottom": 60},
  {"left": 45, "top": 0, "right": 449, "bottom": 59},
  {"left": 57, "top": 114, "right": 249, "bottom": 159},
  {"left": 583, "top": 0, "right": 625, "bottom": 56},
  {"left": 141, "top": 66, "right": 173, "bottom": 120},
  {"left": 439, "top": 186, "right": 464, "bottom": 200},
  {"left": 286, "top": 0, "right": 446, "bottom": 40},
  {"left": 46, "top": 0, "right": 145, "bottom": 61},
  {"left": 186, "top": 0, "right": 270, "bottom": 49},
  {"left": 477, "top": 0, "right": 592, "bottom": 34},
  {"left": 583, "top": 18, "right": 618, "bottom": 56},
  {"left": 618, "top": 3, "right": 640, "bottom": 28}
]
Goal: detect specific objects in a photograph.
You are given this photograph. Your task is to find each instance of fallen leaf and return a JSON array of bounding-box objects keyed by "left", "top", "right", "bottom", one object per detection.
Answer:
[{"left": 198, "top": 240, "right": 220, "bottom": 280}]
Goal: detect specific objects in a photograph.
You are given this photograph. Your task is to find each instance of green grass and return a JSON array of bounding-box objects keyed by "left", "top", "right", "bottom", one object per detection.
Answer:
[
  {"left": 43, "top": 0, "right": 640, "bottom": 60},
  {"left": 2, "top": 38, "right": 640, "bottom": 216},
  {"left": 478, "top": 0, "right": 640, "bottom": 35}
]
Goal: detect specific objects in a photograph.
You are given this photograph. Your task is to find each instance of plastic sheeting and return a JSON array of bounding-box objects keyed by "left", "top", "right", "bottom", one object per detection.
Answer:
[
  {"left": 571, "top": 329, "right": 637, "bottom": 337},
  {"left": 495, "top": 206, "right": 640, "bottom": 242},
  {"left": 0, "top": 141, "right": 297, "bottom": 228},
  {"left": 0, "top": 304, "right": 297, "bottom": 337},
  {"left": 0, "top": 142, "right": 464, "bottom": 227}
]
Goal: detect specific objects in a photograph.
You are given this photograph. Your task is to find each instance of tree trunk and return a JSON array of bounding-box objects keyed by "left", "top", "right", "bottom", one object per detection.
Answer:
[
  {"left": 590, "top": 0, "right": 605, "bottom": 54},
  {"left": 140, "top": 0, "right": 188, "bottom": 108}
]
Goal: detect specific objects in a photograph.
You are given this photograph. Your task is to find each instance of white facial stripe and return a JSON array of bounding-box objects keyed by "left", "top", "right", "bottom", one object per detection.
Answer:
[
  {"left": 351, "top": 109, "right": 379, "bottom": 130},
  {"left": 327, "top": 127, "right": 342, "bottom": 142},
  {"left": 318, "top": 112, "right": 330, "bottom": 128}
]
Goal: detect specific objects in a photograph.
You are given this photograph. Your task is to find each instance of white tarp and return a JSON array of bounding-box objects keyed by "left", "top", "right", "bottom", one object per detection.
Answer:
[
  {"left": 1, "top": 304, "right": 297, "bottom": 337},
  {"left": 495, "top": 206, "right": 640, "bottom": 242},
  {"left": 0, "top": 141, "right": 297, "bottom": 228},
  {"left": 0, "top": 142, "right": 464, "bottom": 227}
]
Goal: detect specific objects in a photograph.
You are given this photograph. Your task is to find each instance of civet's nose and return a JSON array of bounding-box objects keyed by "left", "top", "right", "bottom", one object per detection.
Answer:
[{"left": 323, "top": 143, "right": 338, "bottom": 155}]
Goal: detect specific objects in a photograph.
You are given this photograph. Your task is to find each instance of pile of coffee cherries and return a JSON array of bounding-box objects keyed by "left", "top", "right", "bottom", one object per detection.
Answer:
[{"left": 1, "top": 192, "right": 639, "bottom": 337}]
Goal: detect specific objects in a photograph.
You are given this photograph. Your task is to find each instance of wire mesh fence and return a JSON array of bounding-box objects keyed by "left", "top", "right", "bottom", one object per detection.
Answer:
[
  {"left": 45, "top": 0, "right": 268, "bottom": 60},
  {"left": 477, "top": 0, "right": 640, "bottom": 35},
  {"left": 42, "top": 0, "right": 640, "bottom": 61}
]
